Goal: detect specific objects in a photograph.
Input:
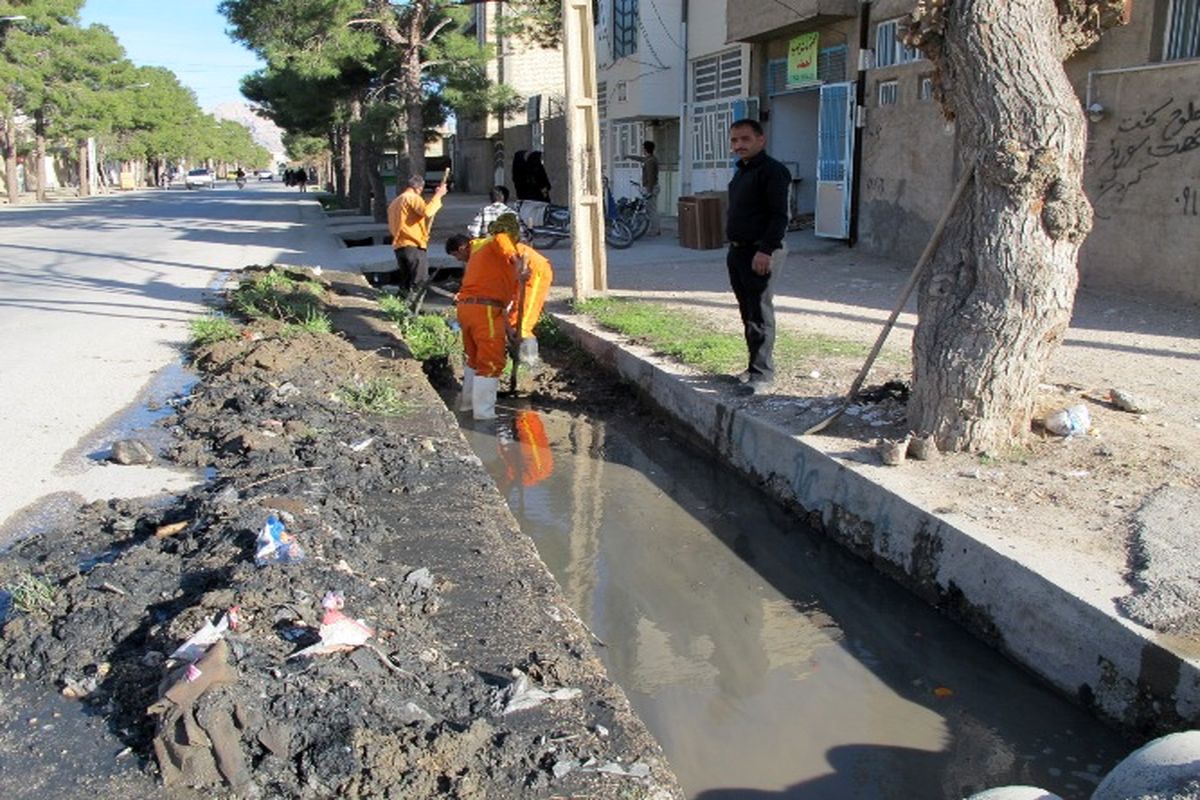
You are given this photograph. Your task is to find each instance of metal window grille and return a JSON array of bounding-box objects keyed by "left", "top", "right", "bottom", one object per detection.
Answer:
[
  {"left": 875, "top": 18, "right": 920, "bottom": 68},
  {"left": 597, "top": 81, "right": 608, "bottom": 120},
  {"left": 693, "top": 48, "right": 743, "bottom": 102},
  {"left": 611, "top": 121, "right": 646, "bottom": 168},
  {"left": 690, "top": 97, "right": 759, "bottom": 169},
  {"left": 919, "top": 76, "right": 934, "bottom": 101},
  {"left": 1165, "top": 0, "right": 1200, "bottom": 60},
  {"left": 877, "top": 80, "right": 899, "bottom": 106},
  {"left": 766, "top": 46, "right": 848, "bottom": 95},
  {"left": 613, "top": 0, "right": 638, "bottom": 59}
]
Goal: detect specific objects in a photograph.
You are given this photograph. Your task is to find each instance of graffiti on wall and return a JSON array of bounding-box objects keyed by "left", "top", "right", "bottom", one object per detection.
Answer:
[{"left": 1092, "top": 95, "right": 1200, "bottom": 218}]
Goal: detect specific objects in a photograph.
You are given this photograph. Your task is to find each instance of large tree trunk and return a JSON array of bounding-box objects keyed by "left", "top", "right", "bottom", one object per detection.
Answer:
[
  {"left": 33, "top": 112, "right": 46, "bottom": 203},
  {"left": 905, "top": 0, "right": 1123, "bottom": 453},
  {"left": 367, "top": 141, "right": 388, "bottom": 223},
  {"left": 349, "top": 96, "right": 370, "bottom": 216},
  {"left": 3, "top": 112, "right": 18, "bottom": 204},
  {"left": 77, "top": 141, "right": 89, "bottom": 197}
]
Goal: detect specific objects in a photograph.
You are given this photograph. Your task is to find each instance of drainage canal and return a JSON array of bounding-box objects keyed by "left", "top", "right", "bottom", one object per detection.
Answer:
[{"left": 454, "top": 400, "right": 1129, "bottom": 799}]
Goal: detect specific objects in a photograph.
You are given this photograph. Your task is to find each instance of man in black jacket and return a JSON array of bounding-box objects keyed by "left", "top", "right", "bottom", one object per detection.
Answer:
[{"left": 725, "top": 118, "right": 791, "bottom": 395}]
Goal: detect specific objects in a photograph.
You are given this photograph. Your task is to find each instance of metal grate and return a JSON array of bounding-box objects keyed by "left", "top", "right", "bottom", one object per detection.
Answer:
[
  {"left": 613, "top": 0, "right": 638, "bottom": 59},
  {"left": 693, "top": 48, "right": 744, "bottom": 103},
  {"left": 691, "top": 96, "right": 759, "bottom": 169},
  {"left": 597, "top": 81, "right": 608, "bottom": 120},
  {"left": 1165, "top": 0, "right": 1200, "bottom": 60},
  {"left": 877, "top": 80, "right": 899, "bottom": 106},
  {"left": 875, "top": 18, "right": 920, "bottom": 68},
  {"left": 766, "top": 46, "right": 848, "bottom": 95}
]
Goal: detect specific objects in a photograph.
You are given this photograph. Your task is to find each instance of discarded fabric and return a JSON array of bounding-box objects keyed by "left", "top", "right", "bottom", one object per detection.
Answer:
[
  {"left": 288, "top": 591, "right": 374, "bottom": 658},
  {"left": 495, "top": 668, "right": 582, "bottom": 715},
  {"left": 169, "top": 607, "right": 241, "bottom": 665},
  {"left": 254, "top": 514, "right": 305, "bottom": 566},
  {"left": 1044, "top": 404, "right": 1090, "bottom": 437}
]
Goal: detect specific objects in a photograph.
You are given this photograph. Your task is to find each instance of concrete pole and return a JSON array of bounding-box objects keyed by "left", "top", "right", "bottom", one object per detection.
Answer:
[
  {"left": 86, "top": 137, "right": 98, "bottom": 195},
  {"left": 562, "top": 0, "right": 607, "bottom": 300}
]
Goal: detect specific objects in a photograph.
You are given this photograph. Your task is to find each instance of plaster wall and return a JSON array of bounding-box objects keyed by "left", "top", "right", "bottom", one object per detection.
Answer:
[{"left": 726, "top": 0, "right": 858, "bottom": 42}]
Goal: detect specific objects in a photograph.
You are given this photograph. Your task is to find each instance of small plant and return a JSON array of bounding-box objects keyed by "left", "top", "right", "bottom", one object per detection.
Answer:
[
  {"left": 283, "top": 308, "right": 333, "bottom": 336},
  {"left": 533, "top": 314, "right": 569, "bottom": 350},
  {"left": 230, "top": 268, "right": 325, "bottom": 324},
  {"left": 336, "top": 377, "right": 410, "bottom": 416},
  {"left": 189, "top": 313, "right": 239, "bottom": 346},
  {"left": 378, "top": 293, "right": 416, "bottom": 330},
  {"left": 404, "top": 315, "right": 459, "bottom": 361},
  {"left": 8, "top": 573, "right": 57, "bottom": 613}
]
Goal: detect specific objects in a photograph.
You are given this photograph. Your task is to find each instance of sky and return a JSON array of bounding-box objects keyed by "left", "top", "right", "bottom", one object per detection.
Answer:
[{"left": 79, "top": 0, "right": 264, "bottom": 110}]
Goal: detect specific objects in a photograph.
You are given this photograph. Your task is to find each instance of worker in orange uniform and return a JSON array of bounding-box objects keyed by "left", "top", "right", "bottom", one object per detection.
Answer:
[
  {"left": 446, "top": 229, "right": 553, "bottom": 367},
  {"left": 498, "top": 409, "right": 554, "bottom": 489},
  {"left": 387, "top": 174, "right": 447, "bottom": 294},
  {"left": 452, "top": 213, "right": 527, "bottom": 420}
]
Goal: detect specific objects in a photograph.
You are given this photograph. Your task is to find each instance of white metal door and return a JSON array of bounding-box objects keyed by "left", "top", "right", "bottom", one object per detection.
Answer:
[{"left": 815, "top": 81, "right": 855, "bottom": 239}]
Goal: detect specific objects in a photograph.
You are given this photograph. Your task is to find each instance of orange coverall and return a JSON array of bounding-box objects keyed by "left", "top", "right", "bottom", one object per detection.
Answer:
[
  {"left": 507, "top": 245, "right": 553, "bottom": 339},
  {"left": 457, "top": 234, "right": 520, "bottom": 378}
]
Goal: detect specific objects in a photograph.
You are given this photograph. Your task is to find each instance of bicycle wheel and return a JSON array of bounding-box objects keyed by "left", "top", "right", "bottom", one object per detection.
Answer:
[
  {"left": 605, "top": 218, "right": 633, "bottom": 249},
  {"left": 627, "top": 208, "right": 650, "bottom": 240}
]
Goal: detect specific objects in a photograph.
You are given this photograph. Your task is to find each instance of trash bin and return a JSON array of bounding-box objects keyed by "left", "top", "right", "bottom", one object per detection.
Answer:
[
  {"left": 695, "top": 193, "right": 725, "bottom": 249},
  {"left": 677, "top": 196, "right": 700, "bottom": 249}
]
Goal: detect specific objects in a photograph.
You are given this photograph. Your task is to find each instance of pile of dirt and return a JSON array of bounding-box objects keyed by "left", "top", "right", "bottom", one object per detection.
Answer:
[{"left": 0, "top": 273, "right": 680, "bottom": 799}]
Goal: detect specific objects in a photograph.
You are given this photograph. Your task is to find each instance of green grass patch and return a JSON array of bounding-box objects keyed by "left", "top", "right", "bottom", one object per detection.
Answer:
[
  {"left": 283, "top": 308, "right": 333, "bottom": 336},
  {"left": 575, "top": 297, "right": 879, "bottom": 374},
  {"left": 189, "top": 313, "right": 240, "bottom": 346},
  {"left": 336, "top": 377, "right": 411, "bottom": 416},
  {"left": 230, "top": 268, "right": 325, "bottom": 326},
  {"left": 6, "top": 573, "right": 57, "bottom": 614},
  {"left": 378, "top": 296, "right": 461, "bottom": 362}
]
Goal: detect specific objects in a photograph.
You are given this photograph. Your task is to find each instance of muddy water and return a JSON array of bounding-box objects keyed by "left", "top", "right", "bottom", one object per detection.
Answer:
[{"left": 458, "top": 403, "right": 1130, "bottom": 800}]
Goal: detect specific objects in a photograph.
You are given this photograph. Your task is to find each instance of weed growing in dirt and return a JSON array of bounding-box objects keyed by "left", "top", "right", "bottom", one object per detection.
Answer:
[
  {"left": 7, "top": 573, "right": 57, "bottom": 613},
  {"left": 534, "top": 315, "right": 571, "bottom": 350},
  {"left": 283, "top": 308, "right": 333, "bottom": 337},
  {"left": 378, "top": 297, "right": 460, "bottom": 361},
  {"left": 231, "top": 268, "right": 325, "bottom": 325},
  {"left": 189, "top": 313, "right": 240, "bottom": 346},
  {"left": 405, "top": 315, "right": 459, "bottom": 361},
  {"left": 337, "top": 377, "right": 411, "bottom": 416},
  {"left": 575, "top": 297, "right": 889, "bottom": 374}
]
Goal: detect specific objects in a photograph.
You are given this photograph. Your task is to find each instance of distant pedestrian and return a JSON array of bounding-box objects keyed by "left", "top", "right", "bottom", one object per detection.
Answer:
[
  {"left": 725, "top": 118, "right": 791, "bottom": 395},
  {"left": 624, "top": 140, "right": 660, "bottom": 235},
  {"left": 468, "top": 186, "right": 515, "bottom": 237},
  {"left": 296, "top": 168, "right": 308, "bottom": 193},
  {"left": 388, "top": 173, "right": 447, "bottom": 294}
]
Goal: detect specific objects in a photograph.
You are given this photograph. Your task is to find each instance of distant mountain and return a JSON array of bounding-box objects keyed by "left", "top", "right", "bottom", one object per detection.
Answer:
[{"left": 211, "top": 102, "right": 287, "bottom": 162}]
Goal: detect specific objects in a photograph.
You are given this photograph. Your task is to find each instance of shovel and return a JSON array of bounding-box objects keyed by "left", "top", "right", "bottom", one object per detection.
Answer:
[
  {"left": 508, "top": 254, "right": 529, "bottom": 396},
  {"left": 803, "top": 163, "right": 976, "bottom": 436}
]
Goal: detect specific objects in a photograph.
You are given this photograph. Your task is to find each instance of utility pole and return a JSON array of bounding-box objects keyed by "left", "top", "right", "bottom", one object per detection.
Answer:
[{"left": 561, "top": 0, "right": 607, "bottom": 300}]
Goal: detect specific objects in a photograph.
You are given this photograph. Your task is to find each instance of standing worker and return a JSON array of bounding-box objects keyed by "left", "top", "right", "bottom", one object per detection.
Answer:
[
  {"left": 388, "top": 174, "right": 448, "bottom": 294},
  {"left": 453, "top": 213, "right": 527, "bottom": 420},
  {"left": 624, "top": 140, "right": 661, "bottom": 236},
  {"left": 725, "top": 118, "right": 791, "bottom": 395}
]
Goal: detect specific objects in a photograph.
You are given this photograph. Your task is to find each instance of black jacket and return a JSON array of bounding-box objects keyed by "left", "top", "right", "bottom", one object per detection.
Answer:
[{"left": 725, "top": 151, "right": 791, "bottom": 255}]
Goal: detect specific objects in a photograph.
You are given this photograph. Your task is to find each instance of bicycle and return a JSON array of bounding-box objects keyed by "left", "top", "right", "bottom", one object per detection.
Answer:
[{"left": 616, "top": 181, "right": 651, "bottom": 240}]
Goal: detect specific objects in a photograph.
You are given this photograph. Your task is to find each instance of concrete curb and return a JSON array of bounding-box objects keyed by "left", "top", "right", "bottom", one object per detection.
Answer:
[{"left": 554, "top": 312, "right": 1200, "bottom": 738}]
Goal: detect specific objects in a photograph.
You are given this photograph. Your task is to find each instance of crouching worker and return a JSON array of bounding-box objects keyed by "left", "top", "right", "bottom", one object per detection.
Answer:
[{"left": 450, "top": 213, "right": 528, "bottom": 420}]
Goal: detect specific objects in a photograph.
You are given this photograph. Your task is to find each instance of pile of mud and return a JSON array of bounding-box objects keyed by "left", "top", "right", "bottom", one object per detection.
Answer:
[{"left": 0, "top": 274, "right": 680, "bottom": 799}]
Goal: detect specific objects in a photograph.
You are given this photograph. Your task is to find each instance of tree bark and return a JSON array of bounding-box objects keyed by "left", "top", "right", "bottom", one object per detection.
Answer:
[
  {"left": 367, "top": 141, "right": 388, "bottom": 223},
  {"left": 348, "top": 95, "right": 370, "bottom": 216},
  {"left": 33, "top": 112, "right": 46, "bottom": 203},
  {"left": 3, "top": 111, "right": 19, "bottom": 204},
  {"left": 905, "top": 0, "right": 1121, "bottom": 453}
]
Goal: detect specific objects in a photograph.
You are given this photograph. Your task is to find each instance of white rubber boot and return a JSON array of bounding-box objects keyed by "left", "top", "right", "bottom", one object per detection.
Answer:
[
  {"left": 472, "top": 376, "right": 498, "bottom": 420},
  {"left": 459, "top": 366, "right": 475, "bottom": 412},
  {"left": 518, "top": 336, "right": 540, "bottom": 366}
]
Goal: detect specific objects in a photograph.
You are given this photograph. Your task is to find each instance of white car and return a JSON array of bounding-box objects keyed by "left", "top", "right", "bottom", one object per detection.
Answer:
[
  {"left": 184, "top": 168, "right": 215, "bottom": 189},
  {"left": 256, "top": 169, "right": 274, "bottom": 181}
]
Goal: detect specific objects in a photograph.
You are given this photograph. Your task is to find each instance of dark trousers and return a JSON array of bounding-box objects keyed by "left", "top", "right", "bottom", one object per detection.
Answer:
[
  {"left": 726, "top": 245, "right": 775, "bottom": 380},
  {"left": 393, "top": 246, "right": 428, "bottom": 291}
]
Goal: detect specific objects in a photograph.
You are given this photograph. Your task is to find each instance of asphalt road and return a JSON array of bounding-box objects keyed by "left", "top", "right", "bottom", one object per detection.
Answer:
[{"left": 0, "top": 182, "right": 341, "bottom": 542}]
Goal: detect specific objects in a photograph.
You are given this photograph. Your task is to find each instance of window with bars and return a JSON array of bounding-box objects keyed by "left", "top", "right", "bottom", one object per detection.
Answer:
[
  {"left": 878, "top": 80, "right": 899, "bottom": 106},
  {"left": 691, "top": 97, "right": 759, "bottom": 169},
  {"left": 597, "top": 81, "right": 608, "bottom": 120},
  {"left": 692, "top": 48, "right": 744, "bottom": 103},
  {"left": 1165, "top": 0, "right": 1200, "bottom": 60},
  {"left": 765, "top": 46, "right": 849, "bottom": 95},
  {"left": 874, "top": 18, "right": 921, "bottom": 68},
  {"left": 613, "top": 0, "right": 638, "bottom": 59},
  {"left": 919, "top": 75, "right": 934, "bottom": 101}
]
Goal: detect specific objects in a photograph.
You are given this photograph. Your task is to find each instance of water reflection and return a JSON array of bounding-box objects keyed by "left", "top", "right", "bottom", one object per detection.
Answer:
[{"left": 460, "top": 403, "right": 1126, "bottom": 799}]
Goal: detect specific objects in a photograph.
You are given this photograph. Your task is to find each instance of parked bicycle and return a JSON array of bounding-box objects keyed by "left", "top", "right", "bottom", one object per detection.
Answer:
[{"left": 616, "top": 181, "right": 652, "bottom": 240}]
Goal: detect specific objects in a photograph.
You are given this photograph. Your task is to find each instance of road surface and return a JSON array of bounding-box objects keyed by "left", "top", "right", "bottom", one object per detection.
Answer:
[{"left": 0, "top": 182, "right": 342, "bottom": 542}]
